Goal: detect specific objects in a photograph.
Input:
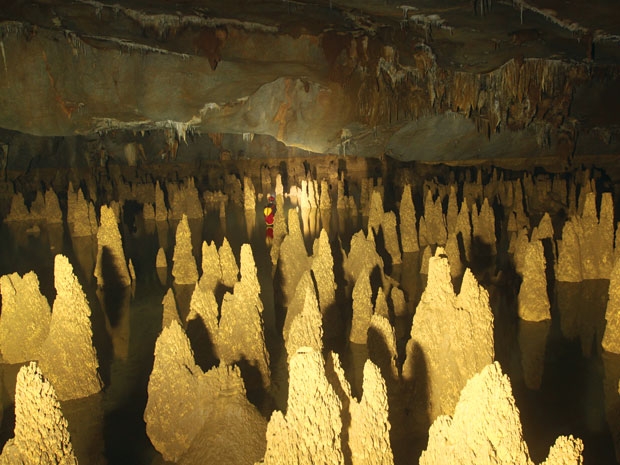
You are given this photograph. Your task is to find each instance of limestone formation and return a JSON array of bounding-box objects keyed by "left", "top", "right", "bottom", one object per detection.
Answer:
[
  {"left": 172, "top": 215, "right": 199, "bottom": 285},
  {"left": 29, "top": 191, "right": 45, "bottom": 221},
  {"left": 70, "top": 189, "right": 98, "bottom": 237},
  {"left": 278, "top": 209, "right": 311, "bottom": 307},
  {"left": 162, "top": 288, "right": 182, "bottom": 329},
  {"left": 219, "top": 237, "right": 239, "bottom": 288},
  {"left": 260, "top": 348, "right": 343, "bottom": 465},
  {"left": 44, "top": 188, "right": 63, "bottom": 224},
  {"left": 418, "top": 215, "right": 429, "bottom": 248},
  {"left": 200, "top": 240, "right": 221, "bottom": 291},
  {"left": 3, "top": 192, "right": 29, "bottom": 222},
  {"left": 390, "top": 286, "right": 407, "bottom": 318},
  {"left": 275, "top": 173, "right": 284, "bottom": 197},
  {"left": 0, "top": 362, "right": 77, "bottom": 465},
  {"left": 344, "top": 229, "right": 384, "bottom": 285},
  {"left": 374, "top": 287, "right": 390, "bottom": 320},
  {"left": 472, "top": 197, "right": 496, "bottom": 255},
  {"left": 155, "top": 181, "right": 168, "bottom": 222},
  {"left": 533, "top": 212, "right": 554, "bottom": 240},
  {"left": 94, "top": 205, "right": 132, "bottom": 288},
  {"left": 602, "top": 258, "right": 620, "bottom": 353},
  {"left": 319, "top": 179, "right": 332, "bottom": 210},
  {"left": 156, "top": 247, "right": 167, "bottom": 269},
  {"left": 311, "top": 229, "right": 338, "bottom": 334},
  {"left": 518, "top": 240, "right": 551, "bottom": 322},
  {"left": 540, "top": 436, "right": 584, "bottom": 465},
  {"left": 423, "top": 189, "right": 447, "bottom": 246},
  {"left": 368, "top": 314, "right": 399, "bottom": 383},
  {"left": 348, "top": 360, "right": 395, "bottom": 465},
  {"left": 244, "top": 176, "right": 256, "bottom": 211},
  {"left": 444, "top": 232, "right": 463, "bottom": 278},
  {"left": 419, "top": 362, "right": 532, "bottom": 465},
  {"left": 512, "top": 227, "right": 531, "bottom": 276},
  {"left": 143, "top": 202, "right": 155, "bottom": 221},
  {"left": 368, "top": 190, "right": 384, "bottom": 234},
  {"left": 455, "top": 200, "right": 472, "bottom": 261},
  {"left": 403, "top": 252, "right": 494, "bottom": 429},
  {"left": 399, "top": 184, "right": 419, "bottom": 253},
  {"left": 382, "top": 211, "right": 402, "bottom": 265},
  {"left": 269, "top": 194, "right": 287, "bottom": 265},
  {"left": 39, "top": 254, "right": 102, "bottom": 401},
  {"left": 285, "top": 286, "right": 323, "bottom": 361},
  {"left": 419, "top": 245, "right": 432, "bottom": 275},
  {"left": 0, "top": 271, "right": 51, "bottom": 363},
  {"left": 556, "top": 219, "right": 583, "bottom": 282},
  {"left": 446, "top": 185, "right": 458, "bottom": 234},
  {"left": 168, "top": 178, "right": 204, "bottom": 220},
  {"left": 350, "top": 269, "right": 373, "bottom": 345}
]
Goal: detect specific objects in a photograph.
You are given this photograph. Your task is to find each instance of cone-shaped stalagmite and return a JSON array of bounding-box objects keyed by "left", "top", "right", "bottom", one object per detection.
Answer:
[
  {"left": 282, "top": 270, "right": 315, "bottom": 342},
  {"left": 244, "top": 176, "right": 256, "bottom": 211},
  {"left": 44, "top": 188, "right": 63, "bottom": 224},
  {"left": 94, "top": 205, "right": 131, "bottom": 288},
  {"left": 285, "top": 286, "right": 323, "bottom": 361},
  {"left": 382, "top": 211, "right": 402, "bottom": 265},
  {"left": 0, "top": 362, "right": 77, "bottom": 465},
  {"left": 0, "top": 271, "right": 51, "bottom": 363},
  {"left": 556, "top": 219, "right": 583, "bottom": 282},
  {"left": 219, "top": 237, "right": 239, "bottom": 288},
  {"left": 368, "top": 190, "right": 384, "bottom": 234},
  {"left": 39, "top": 255, "right": 102, "bottom": 400},
  {"left": 200, "top": 240, "right": 221, "bottom": 291},
  {"left": 400, "top": 184, "right": 419, "bottom": 253},
  {"left": 344, "top": 230, "right": 384, "bottom": 285},
  {"left": 311, "top": 229, "right": 338, "bottom": 337},
  {"left": 518, "top": 241, "right": 551, "bottom": 322},
  {"left": 420, "top": 361, "right": 583, "bottom": 465},
  {"left": 172, "top": 214, "right": 199, "bottom": 285},
  {"left": 350, "top": 269, "right": 373, "bottom": 345},
  {"left": 260, "top": 348, "right": 344, "bottom": 465},
  {"left": 278, "top": 209, "right": 311, "bottom": 307},
  {"left": 602, "top": 258, "right": 620, "bottom": 353},
  {"left": 403, "top": 251, "right": 494, "bottom": 428},
  {"left": 162, "top": 288, "right": 182, "bottom": 329}
]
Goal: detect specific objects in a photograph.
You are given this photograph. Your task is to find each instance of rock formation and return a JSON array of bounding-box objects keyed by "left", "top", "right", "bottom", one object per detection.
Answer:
[
  {"left": 374, "top": 287, "right": 390, "bottom": 320},
  {"left": 285, "top": 286, "right": 323, "bottom": 361},
  {"left": 94, "top": 205, "right": 132, "bottom": 288},
  {"left": 219, "top": 237, "right": 239, "bottom": 288},
  {"left": 446, "top": 185, "right": 458, "bottom": 234},
  {"left": 200, "top": 240, "right": 222, "bottom": 291},
  {"left": 455, "top": 200, "right": 472, "bottom": 262},
  {"left": 368, "top": 314, "right": 399, "bottom": 385},
  {"left": 282, "top": 270, "right": 315, "bottom": 342},
  {"left": 277, "top": 208, "right": 311, "bottom": 308},
  {"left": 0, "top": 271, "right": 51, "bottom": 363},
  {"left": 172, "top": 214, "right": 199, "bottom": 285},
  {"left": 420, "top": 361, "right": 583, "bottom": 465},
  {"left": 518, "top": 240, "right": 551, "bottom": 322},
  {"left": 472, "top": 197, "right": 496, "bottom": 255},
  {"left": 162, "top": 288, "right": 182, "bottom": 330},
  {"left": 319, "top": 179, "right": 331, "bottom": 210},
  {"left": 156, "top": 247, "right": 167, "bottom": 269},
  {"left": 444, "top": 232, "right": 463, "bottom": 278},
  {"left": 168, "top": 177, "right": 204, "bottom": 220},
  {"left": 556, "top": 219, "right": 583, "bottom": 282},
  {"left": 602, "top": 258, "right": 620, "bottom": 353},
  {"left": 70, "top": 188, "right": 98, "bottom": 237},
  {"left": 399, "top": 184, "right": 419, "bottom": 253},
  {"left": 155, "top": 181, "right": 168, "bottom": 222},
  {"left": 311, "top": 229, "right": 338, "bottom": 336},
  {"left": 259, "top": 348, "right": 343, "bottom": 465},
  {"left": 368, "top": 190, "right": 384, "bottom": 234},
  {"left": 344, "top": 230, "right": 384, "bottom": 286},
  {"left": 382, "top": 211, "right": 402, "bottom": 265},
  {"left": 44, "top": 188, "right": 63, "bottom": 224},
  {"left": 269, "top": 194, "right": 287, "bottom": 265},
  {"left": 0, "top": 362, "right": 77, "bottom": 465},
  {"left": 423, "top": 189, "right": 447, "bottom": 246},
  {"left": 403, "top": 251, "right": 494, "bottom": 430},
  {"left": 244, "top": 176, "right": 256, "bottom": 211},
  {"left": 39, "top": 254, "right": 103, "bottom": 400},
  {"left": 349, "top": 268, "right": 373, "bottom": 345}
]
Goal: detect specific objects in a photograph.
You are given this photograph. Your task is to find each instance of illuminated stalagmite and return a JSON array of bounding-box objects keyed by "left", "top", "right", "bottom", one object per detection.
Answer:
[
  {"left": 319, "top": 179, "right": 332, "bottom": 210},
  {"left": 382, "top": 211, "right": 402, "bottom": 265},
  {"left": 259, "top": 348, "right": 344, "bottom": 465},
  {"left": 168, "top": 178, "right": 203, "bottom": 220},
  {"left": 403, "top": 251, "right": 494, "bottom": 428},
  {"left": 0, "top": 362, "right": 77, "bottom": 465},
  {"left": 39, "top": 255, "right": 102, "bottom": 401},
  {"left": 399, "top": 184, "right": 419, "bottom": 253},
  {"left": 285, "top": 286, "right": 323, "bottom": 361},
  {"left": 200, "top": 240, "right": 222, "bottom": 291},
  {"left": 422, "top": 189, "right": 447, "bottom": 246},
  {"left": 244, "top": 176, "right": 256, "bottom": 211},
  {"left": 368, "top": 314, "right": 399, "bottom": 384},
  {"left": 162, "top": 288, "right": 182, "bottom": 329},
  {"left": 0, "top": 271, "right": 51, "bottom": 363},
  {"left": 374, "top": 288, "right": 389, "bottom": 320},
  {"left": 3, "top": 192, "right": 29, "bottom": 222},
  {"left": 70, "top": 188, "right": 98, "bottom": 237},
  {"left": 556, "top": 219, "right": 582, "bottom": 282},
  {"left": 155, "top": 181, "right": 168, "bottom": 222},
  {"left": 172, "top": 214, "right": 199, "bottom": 285},
  {"left": 219, "top": 237, "right": 239, "bottom": 288},
  {"left": 311, "top": 229, "right": 338, "bottom": 337},
  {"left": 602, "top": 258, "right": 620, "bottom": 353},
  {"left": 455, "top": 200, "right": 472, "bottom": 262},
  {"left": 518, "top": 241, "right": 551, "bottom": 322},
  {"left": 269, "top": 194, "right": 287, "bottom": 265},
  {"left": 156, "top": 247, "right": 167, "bottom": 269},
  {"left": 278, "top": 209, "right": 311, "bottom": 307},
  {"left": 368, "top": 190, "right": 384, "bottom": 234},
  {"left": 472, "top": 198, "right": 496, "bottom": 255},
  {"left": 350, "top": 269, "right": 373, "bottom": 345},
  {"left": 344, "top": 230, "right": 384, "bottom": 285},
  {"left": 444, "top": 232, "right": 463, "bottom": 278},
  {"left": 282, "top": 270, "right": 315, "bottom": 342},
  {"left": 94, "top": 205, "right": 132, "bottom": 288},
  {"left": 420, "top": 362, "right": 583, "bottom": 465},
  {"left": 44, "top": 188, "right": 63, "bottom": 224}
]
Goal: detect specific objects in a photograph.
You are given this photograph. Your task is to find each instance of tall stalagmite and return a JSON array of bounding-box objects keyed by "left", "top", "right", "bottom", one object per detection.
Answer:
[
  {"left": 0, "top": 362, "right": 77, "bottom": 465},
  {"left": 200, "top": 240, "right": 222, "bottom": 291},
  {"left": 455, "top": 200, "right": 472, "bottom": 262},
  {"left": 219, "top": 237, "right": 239, "bottom": 288},
  {"left": 382, "top": 211, "right": 402, "bottom": 265},
  {"left": 172, "top": 214, "right": 199, "bottom": 285},
  {"left": 602, "top": 258, "right": 620, "bottom": 353},
  {"left": 39, "top": 255, "right": 102, "bottom": 400},
  {"left": 403, "top": 251, "right": 494, "bottom": 430},
  {"left": 518, "top": 241, "right": 551, "bottom": 322},
  {"left": 44, "top": 188, "right": 63, "bottom": 224},
  {"left": 282, "top": 270, "right": 315, "bottom": 342},
  {"left": 0, "top": 271, "right": 51, "bottom": 363},
  {"left": 344, "top": 230, "right": 384, "bottom": 286},
  {"left": 259, "top": 348, "right": 344, "bottom": 465},
  {"left": 94, "top": 205, "right": 132, "bottom": 288},
  {"left": 244, "top": 176, "right": 256, "bottom": 212},
  {"left": 162, "top": 288, "right": 182, "bottom": 329},
  {"left": 368, "top": 190, "right": 384, "bottom": 234},
  {"left": 278, "top": 209, "right": 311, "bottom": 308},
  {"left": 399, "top": 184, "right": 419, "bottom": 253},
  {"left": 350, "top": 269, "right": 373, "bottom": 345},
  {"left": 420, "top": 362, "right": 583, "bottom": 465},
  {"left": 311, "top": 229, "right": 337, "bottom": 336},
  {"left": 285, "top": 286, "right": 323, "bottom": 361}
]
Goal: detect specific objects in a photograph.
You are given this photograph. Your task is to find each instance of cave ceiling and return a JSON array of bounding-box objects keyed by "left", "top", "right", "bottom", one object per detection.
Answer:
[{"left": 1, "top": 0, "right": 620, "bottom": 162}]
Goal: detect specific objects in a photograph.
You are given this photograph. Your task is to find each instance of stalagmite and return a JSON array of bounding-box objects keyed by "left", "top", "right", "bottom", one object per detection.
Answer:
[
  {"left": 275, "top": 173, "right": 284, "bottom": 197},
  {"left": 420, "top": 362, "right": 583, "bottom": 465},
  {"left": 420, "top": 245, "right": 432, "bottom": 275},
  {"left": 390, "top": 286, "right": 407, "bottom": 318},
  {"left": 382, "top": 211, "right": 402, "bottom": 265},
  {"left": 156, "top": 247, "right": 167, "bottom": 269},
  {"left": 375, "top": 287, "right": 390, "bottom": 319},
  {"left": 143, "top": 203, "right": 155, "bottom": 221},
  {"left": 350, "top": 269, "right": 373, "bottom": 345},
  {"left": 3, "top": 192, "right": 29, "bottom": 222},
  {"left": 556, "top": 218, "right": 583, "bottom": 282},
  {"left": 602, "top": 258, "right": 620, "bottom": 353},
  {"left": 518, "top": 240, "right": 551, "bottom": 322},
  {"left": 319, "top": 179, "right": 331, "bottom": 210},
  {"left": 344, "top": 230, "right": 384, "bottom": 285},
  {"left": 283, "top": 270, "right": 315, "bottom": 342},
  {"left": 299, "top": 179, "right": 311, "bottom": 211},
  {"left": 337, "top": 175, "right": 346, "bottom": 209},
  {"left": 44, "top": 188, "right": 63, "bottom": 224},
  {"left": 244, "top": 176, "right": 256, "bottom": 211},
  {"left": 446, "top": 185, "right": 458, "bottom": 234},
  {"left": 155, "top": 181, "right": 168, "bottom": 222},
  {"left": 200, "top": 240, "right": 221, "bottom": 291},
  {"left": 162, "top": 288, "right": 182, "bottom": 329},
  {"left": 311, "top": 229, "right": 338, "bottom": 337},
  {"left": 29, "top": 191, "right": 45, "bottom": 220},
  {"left": 403, "top": 252, "right": 494, "bottom": 429},
  {"left": 71, "top": 189, "right": 97, "bottom": 237},
  {"left": 219, "top": 237, "right": 239, "bottom": 288},
  {"left": 533, "top": 212, "right": 554, "bottom": 240},
  {"left": 348, "top": 360, "right": 395, "bottom": 465},
  {"left": 423, "top": 190, "right": 447, "bottom": 246},
  {"left": 473, "top": 197, "right": 496, "bottom": 255},
  {"left": 168, "top": 178, "right": 204, "bottom": 220},
  {"left": 368, "top": 314, "right": 399, "bottom": 383},
  {"left": 172, "top": 215, "right": 198, "bottom": 285},
  {"left": 278, "top": 209, "right": 311, "bottom": 307},
  {"left": 400, "top": 184, "right": 419, "bottom": 253},
  {"left": 512, "top": 227, "right": 531, "bottom": 276},
  {"left": 269, "top": 194, "right": 287, "bottom": 265},
  {"left": 368, "top": 190, "right": 384, "bottom": 234},
  {"left": 444, "top": 232, "right": 463, "bottom": 278},
  {"left": 285, "top": 286, "right": 323, "bottom": 361},
  {"left": 259, "top": 348, "right": 343, "bottom": 465},
  {"left": 39, "top": 254, "right": 102, "bottom": 400},
  {"left": 94, "top": 205, "right": 132, "bottom": 288},
  {"left": 0, "top": 362, "right": 77, "bottom": 465},
  {"left": 0, "top": 271, "right": 51, "bottom": 363}
]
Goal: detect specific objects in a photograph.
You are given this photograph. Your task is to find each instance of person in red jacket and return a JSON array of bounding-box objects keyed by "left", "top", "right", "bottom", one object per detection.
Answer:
[{"left": 264, "top": 195, "right": 276, "bottom": 227}]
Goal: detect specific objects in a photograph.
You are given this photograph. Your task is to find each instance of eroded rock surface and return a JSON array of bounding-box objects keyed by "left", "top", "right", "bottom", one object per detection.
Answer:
[{"left": 172, "top": 214, "right": 199, "bottom": 285}]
